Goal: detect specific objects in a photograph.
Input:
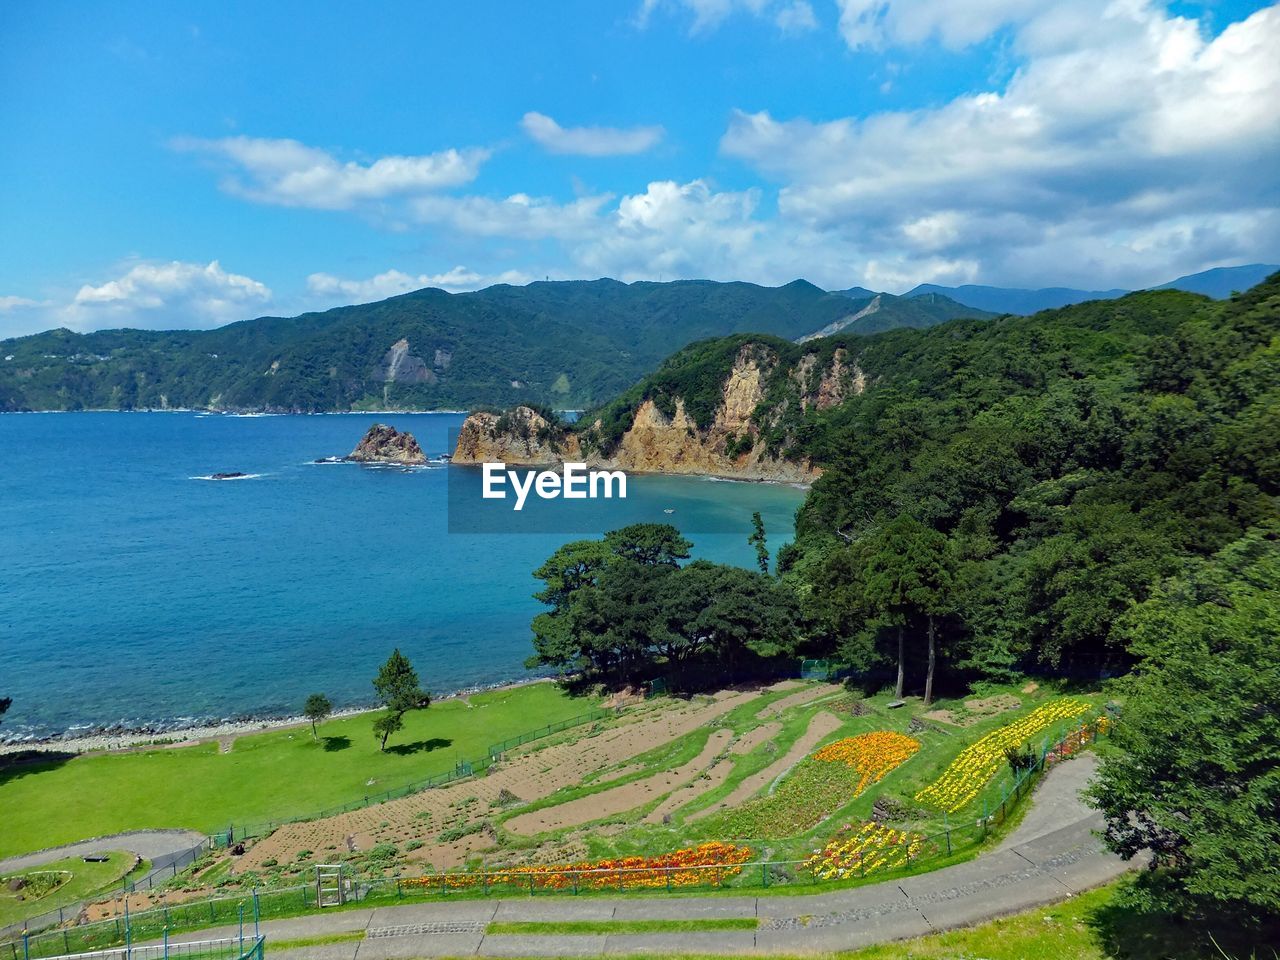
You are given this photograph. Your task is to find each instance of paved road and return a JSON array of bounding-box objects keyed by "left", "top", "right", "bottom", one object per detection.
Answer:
[
  {"left": 1, "top": 830, "right": 208, "bottom": 938},
  {"left": 0, "top": 830, "right": 207, "bottom": 874},
  {"left": 160, "top": 753, "right": 1136, "bottom": 957}
]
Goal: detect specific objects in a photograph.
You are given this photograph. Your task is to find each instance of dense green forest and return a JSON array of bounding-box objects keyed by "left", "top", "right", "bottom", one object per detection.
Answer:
[
  {"left": 0, "top": 279, "right": 987, "bottom": 412},
  {"left": 528, "top": 273, "right": 1279, "bottom": 923}
]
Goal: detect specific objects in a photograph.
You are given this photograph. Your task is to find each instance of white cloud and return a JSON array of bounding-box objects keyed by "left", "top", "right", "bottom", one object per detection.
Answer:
[
  {"left": 0, "top": 260, "right": 273, "bottom": 337},
  {"left": 306, "top": 266, "right": 534, "bottom": 303},
  {"left": 636, "top": 0, "right": 815, "bottom": 34},
  {"left": 835, "top": 0, "right": 1053, "bottom": 50},
  {"left": 721, "top": 1, "right": 1280, "bottom": 288},
  {"left": 521, "top": 112, "right": 665, "bottom": 156},
  {"left": 409, "top": 191, "right": 614, "bottom": 239},
  {"left": 172, "top": 136, "right": 489, "bottom": 210}
]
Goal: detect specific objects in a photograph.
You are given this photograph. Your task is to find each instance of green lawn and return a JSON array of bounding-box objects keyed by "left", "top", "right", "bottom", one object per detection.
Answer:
[
  {"left": 0, "top": 852, "right": 137, "bottom": 927},
  {"left": 0, "top": 683, "right": 597, "bottom": 858}
]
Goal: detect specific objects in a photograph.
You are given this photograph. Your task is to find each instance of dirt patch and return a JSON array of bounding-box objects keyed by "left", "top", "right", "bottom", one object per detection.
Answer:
[
  {"left": 924, "top": 694, "right": 1022, "bottom": 727},
  {"left": 238, "top": 688, "right": 765, "bottom": 871},
  {"left": 1022, "top": 682, "right": 1039, "bottom": 694},
  {"left": 507, "top": 728, "right": 734, "bottom": 834},
  {"left": 687, "top": 710, "right": 843, "bottom": 822},
  {"left": 730, "top": 721, "right": 780, "bottom": 755},
  {"left": 755, "top": 682, "right": 842, "bottom": 720}
]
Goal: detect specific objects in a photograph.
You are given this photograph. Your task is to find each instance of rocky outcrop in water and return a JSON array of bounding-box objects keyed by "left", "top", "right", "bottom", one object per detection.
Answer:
[{"left": 347, "top": 424, "right": 426, "bottom": 464}]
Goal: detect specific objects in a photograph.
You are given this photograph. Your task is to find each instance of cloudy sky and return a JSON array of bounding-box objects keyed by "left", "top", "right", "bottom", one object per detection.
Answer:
[{"left": 1, "top": 0, "right": 1277, "bottom": 337}]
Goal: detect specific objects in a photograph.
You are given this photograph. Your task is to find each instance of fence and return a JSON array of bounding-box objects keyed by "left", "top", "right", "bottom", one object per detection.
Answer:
[
  {"left": 0, "top": 844, "right": 212, "bottom": 943},
  {"left": 26, "top": 937, "right": 264, "bottom": 960},
  {"left": 3, "top": 716, "right": 1109, "bottom": 960},
  {"left": 210, "top": 707, "right": 614, "bottom": 845}
]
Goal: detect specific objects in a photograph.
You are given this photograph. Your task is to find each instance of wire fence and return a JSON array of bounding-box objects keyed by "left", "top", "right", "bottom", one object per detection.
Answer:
[
  {"left": 27, "top": 937, "right": 264, "bottom": 960},
  {"left": 2, "top": 716, "right": 1109, "bottom": 960},
  {"left": 0, "top": 844, "right": 212, "bottom": 943},
  {"left": 209, "top": 707, "right": 614, "bottom": 845}
]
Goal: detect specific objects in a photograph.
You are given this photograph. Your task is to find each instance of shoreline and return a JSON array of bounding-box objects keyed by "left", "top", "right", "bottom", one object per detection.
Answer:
[{"left": 0, "top": 676, "right": 555, "bottom": 758}]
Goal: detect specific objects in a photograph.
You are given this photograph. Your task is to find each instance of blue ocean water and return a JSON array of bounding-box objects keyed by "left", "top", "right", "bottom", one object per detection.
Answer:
[{"left": 0, "top": 412, "right": 805, "bottom": 738}]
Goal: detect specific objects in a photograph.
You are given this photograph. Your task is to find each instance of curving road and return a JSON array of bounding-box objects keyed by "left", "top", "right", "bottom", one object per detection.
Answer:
[{"left": 155, "top": 753, "right": 1138, "bottom": 957}]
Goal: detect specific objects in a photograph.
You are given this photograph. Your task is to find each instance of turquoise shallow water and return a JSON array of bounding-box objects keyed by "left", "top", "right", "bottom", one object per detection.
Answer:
[{"left": 0, "top": 412, "right": 805, "bottom": 738}]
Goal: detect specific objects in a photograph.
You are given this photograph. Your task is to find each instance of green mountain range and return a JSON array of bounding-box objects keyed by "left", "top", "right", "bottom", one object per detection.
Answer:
[{"left": 0, "top": 279, "right": 991, "bottom": 413}]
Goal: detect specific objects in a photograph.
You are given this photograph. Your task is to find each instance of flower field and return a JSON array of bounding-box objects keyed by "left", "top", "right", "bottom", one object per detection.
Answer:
[
  {"left": 401, "top": 842, "right": 753, "bottom": 892},
  {"left": 914, "top": 699, "right": 1091, "bottom": 812},
  {"left": 813, "top": 732, "right": 921, "bottom": 795},
  {"left": 804, "top": 822, "right": 925, "bottom": 879}
]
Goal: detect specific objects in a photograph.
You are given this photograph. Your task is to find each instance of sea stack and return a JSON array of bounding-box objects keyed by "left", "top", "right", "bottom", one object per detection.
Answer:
[{"left": 347, "top": 424, "right": 426, "bottom": 464}]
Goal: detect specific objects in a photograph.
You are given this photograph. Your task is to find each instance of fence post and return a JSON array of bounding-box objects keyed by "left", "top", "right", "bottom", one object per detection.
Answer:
[
  {"left": 253, "top": 888, "right": 260, "bottom": 937},
  {"left": 21, "top": 932, "right": 28, "bottom": 960},
  {"left": 163, "top": 926, "right": 169, "bottom": 960}
]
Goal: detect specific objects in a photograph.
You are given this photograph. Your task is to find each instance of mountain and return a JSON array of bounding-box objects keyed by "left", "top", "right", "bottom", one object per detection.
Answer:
[
  {"left": 456, "top": 275, "right": 1280, "bottom": 481},
  {"left": 1152, "top": 263, "right": 1280, "bottom": 298},
  {"left": 903, "top": 263, "right": 1279, "bottom": 315},
  {"left": 903, "top": 282, "right": 1128, "bottom": 315},
  {"left": 799, "top": 291, "right": 995, "bottom": 340},
  {"left": 0, "top": 278, "right": 951, "bottom": 413}
]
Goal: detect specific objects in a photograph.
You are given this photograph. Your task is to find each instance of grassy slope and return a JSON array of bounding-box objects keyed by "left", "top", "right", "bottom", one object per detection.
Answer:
[
  {"left": 0, "top": 853, "right": 136, "bottom": 927},
  {"left": 0, "top": 684, "right": 594, "bottom": 858}
]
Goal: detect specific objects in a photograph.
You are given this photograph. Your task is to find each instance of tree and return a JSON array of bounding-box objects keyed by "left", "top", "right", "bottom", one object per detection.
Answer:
[
  {"left": 604, "top": 523, "right": 691, "bottom": 567},
  {"left": 371, "top": 712, "right": 404, "bottom": 752},
  {"left": 748, "top": 512, "right": 770, "bottom": 575},
  {"left": 655, "top": 561, "right": 798, "bottom": 674},
  {"left": 303, "top": 693, "right": 332, "bottom": 741},
  {"left": 861, "top": 514, "right": 955, "bottom": 703},
  {"left": 372, "top": 649, "right": 428, "bottom": 751},
  {"left": 1089, "top": 529, "right": 1280, "bottom": 918}
]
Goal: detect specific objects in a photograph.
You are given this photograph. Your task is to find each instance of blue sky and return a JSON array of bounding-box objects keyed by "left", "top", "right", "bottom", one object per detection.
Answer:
[{"left": 1, "top": 0, "right": 1277, "bottom": 336}]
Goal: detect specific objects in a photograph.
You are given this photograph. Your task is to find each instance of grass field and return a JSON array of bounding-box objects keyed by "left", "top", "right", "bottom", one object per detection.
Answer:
[
  {"left": 0, "top": 853, "right": 137, "bottom": 927},
  {"left": 0, "top": 683, "right": 596, "bottom": 858}
]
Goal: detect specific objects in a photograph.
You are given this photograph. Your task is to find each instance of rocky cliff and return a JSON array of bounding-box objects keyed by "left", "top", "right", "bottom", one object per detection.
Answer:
[
  {"left": 347, "top": 424, "right": 426, "bottom": 464},
  {"left": 451, "top": 341, "right": 869, "bottom": 483}
]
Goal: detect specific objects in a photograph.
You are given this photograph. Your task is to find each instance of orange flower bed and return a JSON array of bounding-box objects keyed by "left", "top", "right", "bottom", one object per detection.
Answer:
[
  {"left": 812, "top": 732, "right": 922, "bottom": 795},
  {"left": 401, "top": 842, "right": 753, "bottom": 892}
]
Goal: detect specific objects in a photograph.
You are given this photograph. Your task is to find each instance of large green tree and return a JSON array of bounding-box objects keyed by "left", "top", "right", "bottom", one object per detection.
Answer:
[
  {"left": 372, "top": 649, "right": 429, "bottom": 751},
  {"left": 860, "top": 515, "right": 956, "bottom": 703},
  {"left": 1089, "top": 529, "right": 1280, "bottom": 916}
]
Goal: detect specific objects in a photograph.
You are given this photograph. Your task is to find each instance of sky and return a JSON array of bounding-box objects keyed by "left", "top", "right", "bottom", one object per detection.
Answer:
[{"left": 0, "top": 0, "right": 1277, "bottom": 338}]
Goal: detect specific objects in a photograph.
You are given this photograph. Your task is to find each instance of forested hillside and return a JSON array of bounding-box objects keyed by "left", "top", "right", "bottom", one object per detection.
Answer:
[
  {"left": 0, "top": 278, "right": 985, "bottom": 412},
  {"left": 539, "top": 274, "right": 1277, "bottom": 687}
]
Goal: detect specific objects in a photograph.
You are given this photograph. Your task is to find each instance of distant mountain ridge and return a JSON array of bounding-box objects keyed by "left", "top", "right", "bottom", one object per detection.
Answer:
[
  {"left": 903, "top": 263, "right": 1278, "bottom": 315},
  {"left": 0, "top": 278, "right": 989, "bottom": 413}
]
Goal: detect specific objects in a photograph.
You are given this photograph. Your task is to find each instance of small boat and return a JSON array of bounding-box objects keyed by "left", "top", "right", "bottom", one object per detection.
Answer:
[{"left": 663, "top": 508, "right": 674, "bottom": 514}]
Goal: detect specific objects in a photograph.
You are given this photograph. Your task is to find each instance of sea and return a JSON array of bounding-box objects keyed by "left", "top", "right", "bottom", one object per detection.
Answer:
[{"left": 0, "top": 412, "right": 806, "bottom": 740}]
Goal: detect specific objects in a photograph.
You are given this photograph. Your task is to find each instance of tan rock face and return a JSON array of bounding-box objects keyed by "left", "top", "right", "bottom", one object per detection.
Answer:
[
  {"left": 453, "top": 406, "right": 580, "bottom": 465},
  {"left": 347, "top": 424, "right": 426, "bottom": 464},
  {"left": 451, "top": 347, "right": 820, "bottom": 483},
  {"left": 814, "top": 348, "right": 866, "bottom": 410}
]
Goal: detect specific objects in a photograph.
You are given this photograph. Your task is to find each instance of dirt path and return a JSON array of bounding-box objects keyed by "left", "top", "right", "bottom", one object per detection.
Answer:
[
  {"left": 755, "top": 682, "right": 841, "bottom": 719},
  {"left": 687, "top": 710, "right": 842, "bottom": 822}
]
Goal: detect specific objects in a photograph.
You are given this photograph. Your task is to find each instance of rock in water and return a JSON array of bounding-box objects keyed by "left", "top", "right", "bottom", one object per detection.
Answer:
[{"left": 347, "top": 424, "right": 426, "bottom": 464}]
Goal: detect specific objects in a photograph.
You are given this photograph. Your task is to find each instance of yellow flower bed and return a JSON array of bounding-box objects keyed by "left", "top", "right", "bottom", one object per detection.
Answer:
[
  {"left": 813, "top": 731, "right": 922, "bottom": 796},
  {"left": 914, "top": 699, "right": 1091, "bottom": 812},
  {"left": 805, "top": 822, "right": 924, "bottom": 879}
]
